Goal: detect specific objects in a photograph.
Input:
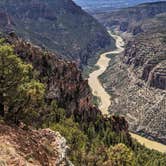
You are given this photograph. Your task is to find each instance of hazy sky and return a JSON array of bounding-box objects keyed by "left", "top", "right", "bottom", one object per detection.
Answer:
[{"left": 73, "top": 0, "right": 165, "bottom": 10}]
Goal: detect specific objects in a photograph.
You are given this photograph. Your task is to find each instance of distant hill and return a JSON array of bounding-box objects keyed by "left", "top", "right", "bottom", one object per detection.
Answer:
[
  {"left": 74, "top": 0, "right": 164, "bottom": 12},
  {"left": 95, "top": 1, "right": 166, "bottom": 34},
  {"left": 0, "top": 0, "right": 114, "bottom": 66}
]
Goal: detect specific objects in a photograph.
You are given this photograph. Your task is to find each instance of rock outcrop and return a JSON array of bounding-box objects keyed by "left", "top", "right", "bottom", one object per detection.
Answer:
[
  {"left": 95, "top": 1, "right": 166, "bottom": 35},
  {"left": 100, "top": 46, "right": 166, "bottom": 144},
  {"left": 3, "top": 33, "right": 129, "bottom": 134},
  {"left": 0, "top": 32, "right": 131, "bottom": 165},
  {"left": 95, "top": 2, "right": 166, "bottom": 143},
  {"left": 0, "top": 0, "right": 114, "bottom": 66},
  {"left": 0, "top": 123, "right": 71, "bottom": 166},
  {"left": 124, "top": 32, "right": 166, "bottom": 90},
  {"left": 101, "top": 1, "right": 166, "bottom": 90},
  {"left": 4, "top": 33, "right": 97, "bottom": 121}
]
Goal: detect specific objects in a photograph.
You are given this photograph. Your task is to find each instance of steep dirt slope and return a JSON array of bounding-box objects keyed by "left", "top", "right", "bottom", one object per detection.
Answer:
[{"left": 0, "top": 123, "right": 70, "bottom": 165}]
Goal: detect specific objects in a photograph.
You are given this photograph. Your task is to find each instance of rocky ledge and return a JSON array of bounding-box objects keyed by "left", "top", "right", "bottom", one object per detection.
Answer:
[
  {"left": 0, "top": 123, "right": 71, "bottom": 166},
  {"left": 124, "top": 32, "right": 166, "bottom": 90}
]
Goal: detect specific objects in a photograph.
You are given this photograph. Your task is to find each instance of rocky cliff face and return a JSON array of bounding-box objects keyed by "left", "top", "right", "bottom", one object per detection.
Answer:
[
  {"left": 100, "top": 43, "right": 166, "bottom": 144},
  {"left": 0, "top": 123, "right": 70, "bottom": 165},
  {"left": 124, "top": 32, "right": 166, "bottom": 90},
  {"left": 0, "top": 20, "right": 129, "bottom": 165},
  {"left": 4, "top": 33, "right": 129, "bottom": 133},
  {"left": 96, "top": 2, "right": 166, "bottom": 143},
  {"left": 95, "top": 1, "right": 166, "bottom": 35},
  {"left": 0, "top": 0, "right": 114, "bottom": 66},
  {"left": 5, "top": 33, "right": 97, "bottom": 120},
  {"left": 102, "top": 2, "right": 166, "bottom": 90}
]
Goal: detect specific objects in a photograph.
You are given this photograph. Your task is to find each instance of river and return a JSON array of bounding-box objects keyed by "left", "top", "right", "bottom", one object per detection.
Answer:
[{"left": 88, "top": 31, "right": 166, "bottom": 153}]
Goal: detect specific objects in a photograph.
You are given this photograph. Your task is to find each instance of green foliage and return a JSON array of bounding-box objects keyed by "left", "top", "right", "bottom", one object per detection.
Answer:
[
  {"left": 104, "top": 143, "right": 134, "bottom": 166},
  {"left": 42, "top": 102, "right": 166, "bottom": 165},
  {"left": 92, "top": 95, "right": 101, "bottom": 107},
  {"left": 131, "top": 140, "right": 166, "bottom": 166},
  {"left": 19, "top": 80, "right": 45, "bottom": 102},
  {"left": 51, "top": 118, "right": 87, "bottom": 149},
  {"left": 0, "top": 45, "right": 32, "bottom": 96},
  {"left": 50, "top": 118, "right": 88, "bottom": 162},
  {"left": 42, "top": 100, "right": 66, "bottom": 128},
  {"left": 0, "top": 41, "right": 45, "bottom": 124},
  {"left": 1, "top": 39, "right": 165, "bottom": 166}
]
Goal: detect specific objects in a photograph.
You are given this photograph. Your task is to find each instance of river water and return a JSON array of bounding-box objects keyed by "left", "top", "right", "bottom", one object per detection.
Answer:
[{"left": 88, "top": 32, "right": 166, "bottom": 153}]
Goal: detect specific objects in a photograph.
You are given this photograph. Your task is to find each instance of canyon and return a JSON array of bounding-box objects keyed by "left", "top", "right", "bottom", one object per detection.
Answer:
[
  {"left": 0, "top": 30, "right": 130, "bottom": 165},
  {"left": 93, "top": 1, "right": 166, "bottom": 144},
  {"left": 0, "top": 0, "right": 114, "bottom": 66},
  {"left": 0, "top": 0, "right": 166, "bottom": 165},
  {"left": 88, "top": 31, "right": 166, "bottom": 153}
]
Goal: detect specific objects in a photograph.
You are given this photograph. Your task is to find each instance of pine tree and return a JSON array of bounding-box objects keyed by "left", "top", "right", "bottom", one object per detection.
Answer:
[
  {"left": 0, "top": 41, "right": 45, "bottom": 123},
  {"left": 104, "top": 143, "right": 134, "bottom": 166}
]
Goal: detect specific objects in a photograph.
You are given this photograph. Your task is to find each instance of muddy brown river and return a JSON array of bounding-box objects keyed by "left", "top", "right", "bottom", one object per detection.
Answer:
[{"left": 88, "top": 32, "right": 166, "bottom": 153}]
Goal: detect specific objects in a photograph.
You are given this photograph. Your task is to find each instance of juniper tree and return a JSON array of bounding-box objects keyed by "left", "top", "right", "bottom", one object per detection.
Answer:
[{"left": 0, "top": 40, "right": 45, "bottom": 123}]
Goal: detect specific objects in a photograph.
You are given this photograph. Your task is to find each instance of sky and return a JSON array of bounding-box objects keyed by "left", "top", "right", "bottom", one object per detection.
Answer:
[{"left": 73, "top": 0, "right": 165, "bottom": 10}]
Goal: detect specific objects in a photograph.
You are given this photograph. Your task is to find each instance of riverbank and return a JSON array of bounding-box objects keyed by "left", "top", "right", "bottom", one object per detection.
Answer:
[
  {"left": 88, "top": 32, "right": 124, "bottom": 114},
  {"left": 131, "top": 133, "right": 166, "bottom": 153},
  {"left": 88, "top": 31, "right": 166, "bottom": 153}
]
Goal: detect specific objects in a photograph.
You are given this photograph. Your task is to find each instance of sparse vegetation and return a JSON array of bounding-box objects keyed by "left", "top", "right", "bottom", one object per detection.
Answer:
[{"left": 0, "top": 39, "right": 165, "bottom": 165}]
